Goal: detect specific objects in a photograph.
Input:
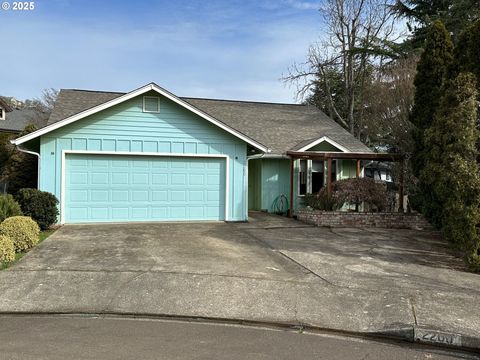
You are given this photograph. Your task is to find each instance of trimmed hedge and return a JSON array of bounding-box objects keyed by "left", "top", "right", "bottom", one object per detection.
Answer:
[
  {"left": 0, "top": 235, "right": 15, "bottom": 263},
  {"left": 0, "top": 194, "right": 23, "bottom": 222},
  {"left": 15, "top": 188, "right": 59, "bottom": 230},
  {"left": 0, "top": 216, "right": 39, "bottom": 252}
]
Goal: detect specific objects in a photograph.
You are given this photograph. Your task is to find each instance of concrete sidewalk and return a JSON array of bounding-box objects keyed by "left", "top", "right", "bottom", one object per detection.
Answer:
[{"left": 0, "top": 213, "right": 479, "bottom": 352}]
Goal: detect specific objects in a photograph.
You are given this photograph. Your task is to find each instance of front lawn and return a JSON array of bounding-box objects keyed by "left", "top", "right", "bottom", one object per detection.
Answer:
[{"left": 0, "top": 229, "right": 57, "bottom": 270}]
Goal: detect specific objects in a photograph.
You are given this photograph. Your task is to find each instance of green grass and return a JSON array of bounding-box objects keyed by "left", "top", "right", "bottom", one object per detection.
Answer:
[{"left": 1, "top": 229, "right": 57, "bottom": 270}]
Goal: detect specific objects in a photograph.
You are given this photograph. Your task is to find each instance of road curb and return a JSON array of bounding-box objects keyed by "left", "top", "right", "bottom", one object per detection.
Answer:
[
  {"left": 0, "top": 311, "right": 479, "bottom": 354},
  {"left": 413, "top": 327, "right": 480, "bottom": 352}
]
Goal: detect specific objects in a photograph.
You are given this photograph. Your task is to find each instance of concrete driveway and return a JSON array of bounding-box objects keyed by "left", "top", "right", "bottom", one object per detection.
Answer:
[{"left": 0, "top": 212, "right": 479, "bottom": 349}]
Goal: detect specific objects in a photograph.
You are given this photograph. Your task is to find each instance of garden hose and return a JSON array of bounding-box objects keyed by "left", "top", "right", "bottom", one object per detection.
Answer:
[{"left": 271, "top": 194, "right": 289, "bottom": 216}]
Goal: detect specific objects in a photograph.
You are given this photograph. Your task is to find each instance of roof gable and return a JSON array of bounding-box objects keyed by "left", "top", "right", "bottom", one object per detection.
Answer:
[
  {"left": 295, "top": 136, "right": 350, "bottom": 152},
  {"left": 12, "top": 83, "right": 268, "bottom": 152},
  {"left": 16, "top": 84, "right": 372, "bottom": 155}
]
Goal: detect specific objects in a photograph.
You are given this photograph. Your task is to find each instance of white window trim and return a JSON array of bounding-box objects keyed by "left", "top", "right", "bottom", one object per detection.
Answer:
[
  {"left": 0, "top": 107, "right": 5, "bottom": 120},
  {"left": 297, "top": 159, "right": 307, "bottom": 197},
  {"left": 60, "top": 150, "right": 230, "bottom": 224},
  {"left": 143, "top": 96, "right": 160, "bottom": 113}
]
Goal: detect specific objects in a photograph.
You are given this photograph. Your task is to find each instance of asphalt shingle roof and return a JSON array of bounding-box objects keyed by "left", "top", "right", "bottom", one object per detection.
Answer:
[
  {"left": 0, "top": 108, "right": 48, "bottom": 132},
  {"left": 48, "top": 89, "right": 372, "bottom": 154}
]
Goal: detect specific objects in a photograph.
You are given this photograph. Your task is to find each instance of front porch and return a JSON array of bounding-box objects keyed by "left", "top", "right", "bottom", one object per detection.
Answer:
[{"left": 247, "top": 151, "right": 405, "bottom": 217}]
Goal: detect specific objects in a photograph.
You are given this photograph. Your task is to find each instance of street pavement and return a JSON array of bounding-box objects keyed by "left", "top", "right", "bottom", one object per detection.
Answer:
[{"left": 0, "top": 315, "right": 477, "bottom": 360}]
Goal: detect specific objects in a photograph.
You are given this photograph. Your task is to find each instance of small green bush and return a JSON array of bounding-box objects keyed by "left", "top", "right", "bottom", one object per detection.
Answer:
[
  {"left": 0, "top": 235, "right": 15, "bottom": 263},
  {"left": 0, "top": 194, "right": 23, "bottom": 222},
  {"left": 15, "top": 188, "right": 59, "bottom": 230},
  {"left": 0, "top": 216, "right": 39, "bottom": 252}
]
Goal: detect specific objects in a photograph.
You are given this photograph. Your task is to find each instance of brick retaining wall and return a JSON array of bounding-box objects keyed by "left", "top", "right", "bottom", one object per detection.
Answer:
[{"left": 297, "top": 210, "right": 432, "bottom": 230}]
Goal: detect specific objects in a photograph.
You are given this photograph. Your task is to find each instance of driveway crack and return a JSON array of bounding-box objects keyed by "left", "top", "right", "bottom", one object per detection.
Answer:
[
  {"left": 243, "top": 229, "right": 335, "bottom": 286},
  {"left": 276, "top": 250, "right": 335, "bottom": 286},
  {"left": 409, "top": 297, "right": 418, "bottom": 326}
]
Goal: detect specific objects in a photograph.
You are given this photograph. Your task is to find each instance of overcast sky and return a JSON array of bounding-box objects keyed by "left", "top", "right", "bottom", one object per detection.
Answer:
[{"left": 1, "top": 0, "right": 324, "bottom": 103}]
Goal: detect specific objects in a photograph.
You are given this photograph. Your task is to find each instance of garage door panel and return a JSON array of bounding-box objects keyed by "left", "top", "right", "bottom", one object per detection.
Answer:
[{"left": 65, "top": 154, "right": 226, "bottom": 223}]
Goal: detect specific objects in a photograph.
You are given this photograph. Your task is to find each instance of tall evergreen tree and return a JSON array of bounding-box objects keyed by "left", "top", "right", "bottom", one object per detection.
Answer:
[
  {"left": 394, "top": 0, "right": 480, "bottom": 48},
  {"left": 420, "top": 72, "right": 480, "bottom": 269},
  {"left": 1, "top": 124, "right": 38, "bottom": 195},
  {"left": 410, "top": 20, "right": 453, "bottom": 181},
  {"left": 452, "top": 21, "right": 480, "bottom": 90}
]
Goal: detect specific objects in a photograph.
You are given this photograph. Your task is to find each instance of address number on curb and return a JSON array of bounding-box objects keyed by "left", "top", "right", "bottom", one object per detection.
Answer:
[{"left": 414, "top": 329, "right": 462, "bottom": 347}]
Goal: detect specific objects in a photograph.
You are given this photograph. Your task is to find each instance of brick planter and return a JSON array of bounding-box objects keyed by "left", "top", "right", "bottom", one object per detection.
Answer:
[{"left": 297, "top": 209, "right": 432, "bottom": 230}]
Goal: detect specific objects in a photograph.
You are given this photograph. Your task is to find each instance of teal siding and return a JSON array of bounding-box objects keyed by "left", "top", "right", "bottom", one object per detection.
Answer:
[
  {"left": 339, "top": 159, "right": 357, "bottom": 179},
  {"left": 247, "top": 159, "right": 290, "bottom": 213},
  {"left": 40, "top": 91, "right": 247, "bottom": 222},
  {"left": 260, "top": 159, "right": 290, "bottom": 212}
]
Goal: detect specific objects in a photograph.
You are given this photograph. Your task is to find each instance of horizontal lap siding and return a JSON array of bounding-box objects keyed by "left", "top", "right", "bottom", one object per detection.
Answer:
[{"left": 40, "top": 91, "right": 247, "bottom": 221}]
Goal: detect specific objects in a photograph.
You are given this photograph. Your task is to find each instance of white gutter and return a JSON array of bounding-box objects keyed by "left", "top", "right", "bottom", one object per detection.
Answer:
[
  {"left": 14, "top": 144, "right": 41, "bottom": 189},
  {"left": 247, "top": 153, "right": 290, "bottom": 160}
]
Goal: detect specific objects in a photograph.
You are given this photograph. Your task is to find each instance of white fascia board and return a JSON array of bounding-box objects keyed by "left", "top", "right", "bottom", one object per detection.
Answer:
[
  {"left": 296, "top": 136, "right": 350, "bottom": 153},
  {"left": 11, "top": 83, "right": 269, "bottom": 153}
]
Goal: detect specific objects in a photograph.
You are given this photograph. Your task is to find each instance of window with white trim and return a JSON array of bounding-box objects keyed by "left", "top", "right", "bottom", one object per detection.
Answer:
[
  {"left": 0, "top": 107, "right": 4, "bottom": 120},
  {"left": 298, "top": 159, "right": 307, "bottom": 195},
  {"left": 298, "top": 159, "right": 337, "bottom": 195},
  {"left": 143, "top": 96, "right": 160, "bottom": 113}
]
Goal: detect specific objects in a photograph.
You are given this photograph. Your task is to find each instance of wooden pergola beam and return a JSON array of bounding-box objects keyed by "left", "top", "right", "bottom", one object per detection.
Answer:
[
  {"left": 326, "top": 157, "right": 332, "bottom": 196},
  {"left": 286, "top": 151, "right": 404, "bottom": 162}
]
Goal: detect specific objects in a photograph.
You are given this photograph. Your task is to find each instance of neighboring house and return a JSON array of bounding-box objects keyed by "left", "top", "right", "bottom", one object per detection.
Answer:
[
  {"left": 364, "top": 161, "right": 393, "bottom": 182},
  {"left": 11, "top": 83, "right": 372, "bottom": 224},
  {"left": 0, "top": 97, "right": 48, "bottom": 134}
]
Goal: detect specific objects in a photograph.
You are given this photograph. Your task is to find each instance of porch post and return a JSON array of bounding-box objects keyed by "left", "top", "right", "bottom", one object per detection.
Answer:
[
  {"left": 288, "top": 158, "right": 294, "bottom": 217},
  {"left": 356, "top": 159, "right": 361, "bottom": 178},
  {"left": 326, "top": 157, "right": 332, "bottom": 197},
  {"left": 398, "top": 158, "right": 405, "bottom": 213}
]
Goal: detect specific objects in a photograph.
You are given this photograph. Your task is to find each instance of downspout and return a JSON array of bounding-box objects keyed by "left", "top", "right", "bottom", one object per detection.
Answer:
[{"left": 14, "top": 144, "right": 41, "bottom": 190}]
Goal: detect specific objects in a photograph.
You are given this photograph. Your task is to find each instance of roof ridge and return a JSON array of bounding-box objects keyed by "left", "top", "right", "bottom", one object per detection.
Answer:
[
  {"left": 62, "top": 89, "right": 126, "bottom": 95},
  {"left": 59, "top": 89, "right": 305, "bottom": 106},
  {"left": 181, "top": 96, "right": 305, "bottom": 106}
]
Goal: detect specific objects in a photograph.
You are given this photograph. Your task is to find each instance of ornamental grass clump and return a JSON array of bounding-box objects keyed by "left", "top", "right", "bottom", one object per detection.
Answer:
[
  {"left": 0, "top": 216, "right": 39, "bottom": 252},
  {"left": 0, "top": 235, "right": 15, "bottom": 263}
]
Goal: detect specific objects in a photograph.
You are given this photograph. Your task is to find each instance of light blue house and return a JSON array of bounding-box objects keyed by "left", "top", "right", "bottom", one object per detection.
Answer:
[{"left": 11, "top": 83, "right": 371, "bottom": 224}]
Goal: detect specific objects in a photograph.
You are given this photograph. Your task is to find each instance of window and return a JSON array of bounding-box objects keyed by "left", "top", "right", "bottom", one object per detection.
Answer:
[
  {"left": 311, "top": 160, "right": 324, "bottom": 193},
  {"left": 0, "top": 107, "right": 4, "bottom": 120},
  {"left": 298, "top": 159, "right": 337, "bottom": 196},
  {"left": 298, "top": 159, "right": 307, "bottom": 195},
  {"left": 143, "top": 96, "right": 160, "bottom": 113}
]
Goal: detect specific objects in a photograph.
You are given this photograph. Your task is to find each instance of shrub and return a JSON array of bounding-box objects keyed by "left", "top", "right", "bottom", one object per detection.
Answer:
[
  {"left": 0, "top": 194, "right": 23, "bottom": 222},
  {"left": 0, "top": 235, "right": 15, "bottom": 263},
  {"left": 0, "top": 216, "right": 40, "bottom": 252},
  {"left": 333, "top": 178, "right": 388, "bottom": 212},
  {"left": 15, "top": 188, "right": 59, "bottom": 230},
  {"left": 304, "top": 188, "right": 339, "bottom": 211}
]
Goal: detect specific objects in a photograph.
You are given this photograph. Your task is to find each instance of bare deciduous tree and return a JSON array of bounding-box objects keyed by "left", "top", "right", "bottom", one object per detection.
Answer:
[
  {"left": 285, "top": 0, "right": 399, "bottom": 138},
  {"left": 362, "top": 54, "right": 418, "bottom": 150}
]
